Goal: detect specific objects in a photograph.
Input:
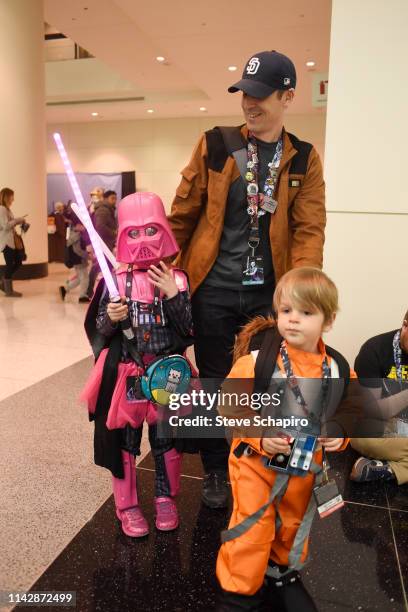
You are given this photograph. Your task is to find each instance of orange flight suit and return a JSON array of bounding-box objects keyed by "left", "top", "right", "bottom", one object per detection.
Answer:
[{"left": 216, "top": 340, "right": 355, "bottom": 596}]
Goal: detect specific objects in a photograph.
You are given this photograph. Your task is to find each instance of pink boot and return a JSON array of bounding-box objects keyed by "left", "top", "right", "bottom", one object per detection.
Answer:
[
  {"left": 119, "top": 507, "right": 149, "bottom": 537},
  {"left": 154, "top": 496, "right": 179, "bottom": 531},
  {"left": 112, "top": 451, "right": 149, "bottom": 537},
  {"left": 164, "top": 448, "right": 182, "bottom": 497}
]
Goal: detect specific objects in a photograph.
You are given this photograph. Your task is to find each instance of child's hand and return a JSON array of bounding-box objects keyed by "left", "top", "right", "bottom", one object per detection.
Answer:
[
  {"left": 261, "top": 436, "right": 291, "bottom": 456},
  {"left": 107, "top": 300, "right": 128, "bottom": 322},
  {"left": 318, "top": 437, "right": 343, "bottom": 452},
  {"left": 147, "top": 261, "right": 178, "bottom": 299}
]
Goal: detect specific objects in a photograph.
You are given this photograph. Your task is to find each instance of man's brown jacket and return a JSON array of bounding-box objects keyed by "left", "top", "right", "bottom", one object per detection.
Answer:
[{"left": 169, "top": 124, "right": 326, "bottom": 294}]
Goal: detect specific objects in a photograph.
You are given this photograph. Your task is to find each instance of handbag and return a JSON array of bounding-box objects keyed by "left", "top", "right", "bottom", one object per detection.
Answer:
[
  {"left": 141, "top": 355, "right": 192, "bottom": 405},
  {"left": 13, "top": 230, "right": 27, "bottom": 261}
]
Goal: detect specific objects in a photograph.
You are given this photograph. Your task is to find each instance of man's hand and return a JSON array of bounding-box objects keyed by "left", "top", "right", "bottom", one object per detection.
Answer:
[
  {"left": 107, "top": 300, "right": 128, "bottom": 322},
  {"left": 147, "top": 261, "right": 178, "bottom": 299},
  {"left": 261, "top": 436, "right": 291, "bottom": 456},
  {"left": 318, "top": 437, "right": 343, "bottom": 452}
]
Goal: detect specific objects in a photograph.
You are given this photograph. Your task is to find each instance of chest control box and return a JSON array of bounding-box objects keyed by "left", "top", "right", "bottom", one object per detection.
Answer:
[{"left": 263, "top": 434, "right": 317, "bottom": 476}]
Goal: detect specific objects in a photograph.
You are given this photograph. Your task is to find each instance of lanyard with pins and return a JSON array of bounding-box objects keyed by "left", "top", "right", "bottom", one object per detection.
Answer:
[
  {"left": 245, "top": 134, "right": 283, "bottom": 259},
  {"left": 393, "top": 330, "right": 404, "bottom": 382},
  {"left": 246, "top": 133, "right": 283, "bottom": 223}
]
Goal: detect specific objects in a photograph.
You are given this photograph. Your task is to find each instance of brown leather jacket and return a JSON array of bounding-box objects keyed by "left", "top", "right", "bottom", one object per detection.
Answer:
[{"left": 169, "top": 124, "right": 326, "bottom": 294}]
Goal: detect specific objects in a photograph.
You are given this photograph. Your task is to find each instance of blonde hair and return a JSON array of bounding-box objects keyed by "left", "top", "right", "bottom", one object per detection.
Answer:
[
  {"left": 0, "top": 187, "right": 14, "bottom": 207},
  {"left": 273, "top": 267, "right": 339, "bottom": 324}
]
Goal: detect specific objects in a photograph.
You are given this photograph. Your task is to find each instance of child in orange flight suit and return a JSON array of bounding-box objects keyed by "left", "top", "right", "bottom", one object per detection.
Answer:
[{"left": 215, "top": 267, "right": 357, "bottom": 612}]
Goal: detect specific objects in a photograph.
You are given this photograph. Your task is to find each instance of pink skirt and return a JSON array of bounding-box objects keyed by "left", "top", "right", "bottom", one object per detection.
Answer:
[{"left": 80, "top": 349, "right": 157, "bottom": 430}]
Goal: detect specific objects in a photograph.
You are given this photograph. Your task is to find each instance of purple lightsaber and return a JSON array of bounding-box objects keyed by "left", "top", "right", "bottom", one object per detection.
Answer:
[
  {"left": 53, "top": 132, "right": 119, "bottom": 300},
  {"left": 53, "top": 133, "right": 140, "bottom": 353}
]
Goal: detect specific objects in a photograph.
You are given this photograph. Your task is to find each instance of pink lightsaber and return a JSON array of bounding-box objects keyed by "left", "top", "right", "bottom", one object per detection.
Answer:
[{"left": 53, "top": 132, "right": 119, "bottom": 300}]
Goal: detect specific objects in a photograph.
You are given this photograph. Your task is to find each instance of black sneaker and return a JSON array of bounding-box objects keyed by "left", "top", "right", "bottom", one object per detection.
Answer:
[
  {"left": 350, "top": 457, "right": 395, "bottom": 482},
  {"left": 215, "top": 586, "right": 267, "bottom": 611},
  {"left": 202, "top": 471, "right": 229, "bottom": 508},
  {"left": 78, "top": 296, "right": 91, "bottom": 303},
  {"left": 265, "top": 566, "right": 318, "bottom": 612},
  {"left": 59, "top": 286, "right": 66, "bottom": 301}
]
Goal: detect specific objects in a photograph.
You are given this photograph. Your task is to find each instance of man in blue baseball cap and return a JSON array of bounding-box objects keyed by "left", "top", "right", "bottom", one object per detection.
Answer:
[{"left": 169, "top": 50, "right": 326, "bottom": 518}]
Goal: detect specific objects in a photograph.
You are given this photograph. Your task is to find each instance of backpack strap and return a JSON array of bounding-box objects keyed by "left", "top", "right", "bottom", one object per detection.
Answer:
[
  {"left": 286, "top": 132, "right": 313, "bottom": 175},
  {"left": 219, "top": 126, "right": 247, "bottom": 182},
  {"left": 253, "top": 326, "right": 283, "bottom": 394},
  {"left": 325, "top": 345, "right": 350, "bottom": 397},
  {"left": 205, "top": 125, "right": 247, "bottom": 175},
  {"left": 219, "top": 125, "right": 247, "bottom": 153}
]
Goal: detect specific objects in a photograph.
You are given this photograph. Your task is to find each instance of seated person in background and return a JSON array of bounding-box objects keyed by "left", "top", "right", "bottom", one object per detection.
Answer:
[{"left": 350, "top": 309, "right": 408, "bottom": 484}]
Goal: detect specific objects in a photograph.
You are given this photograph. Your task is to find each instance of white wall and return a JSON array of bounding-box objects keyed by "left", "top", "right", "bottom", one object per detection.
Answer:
[
  {"left": 46, "top": 113, "right": 326, "bottom": 211},
  {"left": 323, "top": 0, "right": 408, "bottom": 363}
]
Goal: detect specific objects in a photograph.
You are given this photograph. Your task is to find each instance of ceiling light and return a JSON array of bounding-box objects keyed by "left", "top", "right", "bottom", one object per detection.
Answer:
[
  {"left": 156, "top": 56, "right": 165, "bottom": 62},
  {"left": 228, "top": 66, "right": 238, "bottom": 71},
  {"left": 199, "top": 107, "right": 207, "bottom": 112},
  {"left": 91, "top": 112, "right": 98, "bottom": 116},
  {"left": 147, "top": 109, "right": 154, "bottom": 113},
  {"left": 306, "top": 60, "right": 315, "bottom": 67}
]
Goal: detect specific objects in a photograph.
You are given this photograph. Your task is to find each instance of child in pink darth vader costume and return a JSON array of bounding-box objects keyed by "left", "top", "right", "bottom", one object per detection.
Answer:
[{"left": 81, "top": 192, "right": 194, "bottom": 538}]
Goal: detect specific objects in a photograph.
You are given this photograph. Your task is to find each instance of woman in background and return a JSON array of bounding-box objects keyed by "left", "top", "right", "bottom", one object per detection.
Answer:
[{"left": 0, "top": 187, "right": 26, "bottom": 298}]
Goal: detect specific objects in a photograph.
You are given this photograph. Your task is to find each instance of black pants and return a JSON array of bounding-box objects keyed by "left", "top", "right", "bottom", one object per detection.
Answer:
[
  {"left": 191, "top": 283, "right": 274, "bottom": 473},
  {"left": 2, "top": 246, "right": 23, "bottom": 279}
]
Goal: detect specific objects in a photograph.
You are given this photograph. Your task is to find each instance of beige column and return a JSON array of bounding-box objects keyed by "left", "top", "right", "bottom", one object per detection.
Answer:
[
  {"left": 0, "top": 0, "right": 47, "bottom": 277},
  {"left": 323, "top": 0, "right": 408, "bottom": 363}
]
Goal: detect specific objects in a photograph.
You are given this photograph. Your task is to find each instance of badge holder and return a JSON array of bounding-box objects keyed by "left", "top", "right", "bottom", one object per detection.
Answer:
[
  {"left": 126, "top": 375, "right": 144, "bottom": 402},
  {"left": 260, "top": 195, "right": 278, "bottom": 214},
  {"left": 263, "top": 434, "right": 317, "bottom": 477},
  {"left": 313, "top": 449, "right": 344, "bottom": 518},
  {"left": 242, "top": 235, "right": 264, "bottom": 286}
]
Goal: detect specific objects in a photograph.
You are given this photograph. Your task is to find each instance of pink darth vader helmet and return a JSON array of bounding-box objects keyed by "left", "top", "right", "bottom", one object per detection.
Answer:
[{"left": 116, "top": 192, "right": 179, "bottom": 266}]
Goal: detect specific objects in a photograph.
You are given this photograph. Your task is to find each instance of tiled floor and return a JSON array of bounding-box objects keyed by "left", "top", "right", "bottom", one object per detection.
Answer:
[
  {"left": 0, "top": 263, "right": 92, "bottom": 401},
  {"left": 24, "top": 450, "right": 408, "bottom": 612}
]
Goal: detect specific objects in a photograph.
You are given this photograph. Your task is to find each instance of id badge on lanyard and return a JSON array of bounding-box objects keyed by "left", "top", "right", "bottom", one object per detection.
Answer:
[
  {"left": 242, "top": 254, "right": 264, "bottom": 286},
  {"left": 314, "top": 449, "right": 344, "bottom": 518}
]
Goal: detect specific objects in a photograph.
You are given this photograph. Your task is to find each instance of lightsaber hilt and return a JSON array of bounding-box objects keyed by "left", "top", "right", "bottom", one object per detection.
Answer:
[
  {"left": 110, "top": 296, "right": 144, "bottom": 368},
  {"left": 110, "top": 295, "right": 134, "bottom": 340}
]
